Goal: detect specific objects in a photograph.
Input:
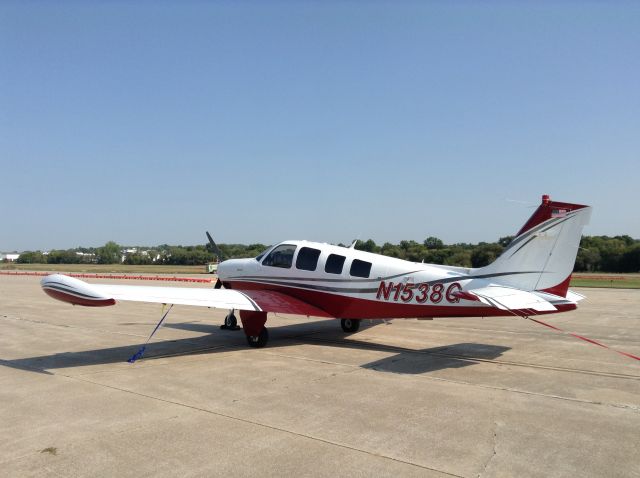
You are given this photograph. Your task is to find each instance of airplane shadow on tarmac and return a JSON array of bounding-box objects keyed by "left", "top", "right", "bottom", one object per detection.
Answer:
[{"left": 0, "top": 320, "right": 510, "bottom": 376}]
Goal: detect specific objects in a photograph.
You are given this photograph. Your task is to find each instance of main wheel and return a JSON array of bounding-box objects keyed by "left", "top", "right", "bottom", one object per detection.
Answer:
[
  {"left": 246, "top": 327, "right": 269, "bottom": 348},
  {"left": 225, "top": 313, "right": 237, "bottom": 328},
  {"left": 341, "top": 319, "right": 360, "bottom": 333}
]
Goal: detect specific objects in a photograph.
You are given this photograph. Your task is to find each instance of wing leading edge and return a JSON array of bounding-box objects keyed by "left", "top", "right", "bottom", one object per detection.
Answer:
[{"left": 41, "top": 274, "right": 334, "bottom": 317}]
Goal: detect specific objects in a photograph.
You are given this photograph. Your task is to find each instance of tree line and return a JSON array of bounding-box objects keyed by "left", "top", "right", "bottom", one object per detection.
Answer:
[
  {"left": 14, "top": 235, "right": 640, "bottom": 272},
  {"left": 351, "top": 235, "right": 640, "bottom": 272}
]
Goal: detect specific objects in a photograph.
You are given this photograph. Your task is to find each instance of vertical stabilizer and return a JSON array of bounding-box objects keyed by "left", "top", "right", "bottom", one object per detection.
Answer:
[{"left": 479, "top": 195, "right": 591, "bottom": 297}]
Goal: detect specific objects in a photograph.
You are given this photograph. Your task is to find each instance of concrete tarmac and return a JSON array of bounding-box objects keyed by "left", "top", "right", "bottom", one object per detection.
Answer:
[{"left": 1, "top": 275, "right": 639, "bottom": 477}]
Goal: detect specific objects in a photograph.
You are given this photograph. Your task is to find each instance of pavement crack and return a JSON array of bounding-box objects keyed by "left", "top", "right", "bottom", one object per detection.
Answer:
[{"left": 476, "top": 421, "right": 499, "bottom": 478}]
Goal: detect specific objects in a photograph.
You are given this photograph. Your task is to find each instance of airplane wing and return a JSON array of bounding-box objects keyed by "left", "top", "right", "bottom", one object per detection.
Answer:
[
  {"left": 41, "top": 274, "right": 334, "bottom": 317},
  {"left": 463, "top": 285, "right": 558, "bottom": 312}
]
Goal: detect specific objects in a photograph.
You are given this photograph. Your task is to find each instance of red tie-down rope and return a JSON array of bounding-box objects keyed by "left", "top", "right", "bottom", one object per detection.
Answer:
[{"left": 527, "top": 316, "right": 640, "bottom": 362}]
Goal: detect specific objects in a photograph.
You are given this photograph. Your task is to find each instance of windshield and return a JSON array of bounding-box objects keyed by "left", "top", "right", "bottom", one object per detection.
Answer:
[
  {"left": 261, "top": 244, "right": 297, "bottom": 268},
  {"left": 255, "top": 245, "right": 273, "bottom": 262}
]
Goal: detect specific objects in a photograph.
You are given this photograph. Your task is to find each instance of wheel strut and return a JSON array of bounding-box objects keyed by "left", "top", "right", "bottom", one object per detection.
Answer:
[{"left": 221, "top": 310, "right": 240, "bottom": 330}]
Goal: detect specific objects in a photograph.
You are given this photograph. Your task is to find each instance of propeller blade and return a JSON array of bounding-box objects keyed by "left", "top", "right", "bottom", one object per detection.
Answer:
[{"left": 206, "top": 231, "right": 226, "bottom": 262}]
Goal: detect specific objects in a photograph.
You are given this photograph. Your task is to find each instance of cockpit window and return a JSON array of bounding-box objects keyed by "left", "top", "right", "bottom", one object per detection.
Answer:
[
  {"left": 261, "top": 244, "right": 296, "bottom": 268},
  {"left": 296, "top": 247, "right": 321, "bottom": 271},
  {"left": 255, "top": 246, "right": 272, "bottom": 262},
  {"left": 325, "top": 254, "right": 346, "bottom": 274},
  {"left": 350, "top": 259, "right": 372, "bottom": 278}
]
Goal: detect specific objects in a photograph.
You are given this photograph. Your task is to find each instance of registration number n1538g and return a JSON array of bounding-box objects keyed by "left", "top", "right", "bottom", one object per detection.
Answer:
[{"left": 376, "top": 281, "right": 462, "bottom": 304}]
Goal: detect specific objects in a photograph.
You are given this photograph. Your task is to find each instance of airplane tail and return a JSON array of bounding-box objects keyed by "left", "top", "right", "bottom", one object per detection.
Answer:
[{"left": 478, "top": 195, "right": 592, "bottom": 297}]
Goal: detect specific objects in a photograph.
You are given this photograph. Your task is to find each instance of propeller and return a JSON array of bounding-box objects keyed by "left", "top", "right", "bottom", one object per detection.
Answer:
[
  {"left": 206, "top": 231, "right": 226, "bottom": 262},
  {"left": 206, "top": 231, "right": 225, "bottom": 289}
]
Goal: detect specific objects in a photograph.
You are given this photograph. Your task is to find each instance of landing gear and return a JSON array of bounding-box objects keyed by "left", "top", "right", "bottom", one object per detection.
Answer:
[
  {"left": 246, "top": 327, "right": 269, "bottom": 348},
  {"left": 341, "top": 318, "right": 360, "bottom": 333},
  {"left": 240, "top": 310, "right": 269, "bottom": 348},
  {"left": 221, "top": 310, "right": 240, "bottom": 330}
]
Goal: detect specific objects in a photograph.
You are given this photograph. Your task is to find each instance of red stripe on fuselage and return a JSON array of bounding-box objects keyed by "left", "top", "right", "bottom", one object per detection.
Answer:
[
  {"left": 227, "top": 281, "right": 576, "bottom": 319},
  {"left": 43, "top": 287, "right": 116, "bottom": 307}
]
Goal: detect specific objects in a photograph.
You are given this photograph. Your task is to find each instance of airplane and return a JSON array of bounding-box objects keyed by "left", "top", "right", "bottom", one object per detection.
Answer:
[{"left": 41, "top": 195, "right": 592, "bottom": 350}]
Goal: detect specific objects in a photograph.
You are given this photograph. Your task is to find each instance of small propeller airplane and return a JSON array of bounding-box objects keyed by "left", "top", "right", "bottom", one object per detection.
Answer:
[{"left": 41, "top": 195, "right": 591, "bottom": 349}]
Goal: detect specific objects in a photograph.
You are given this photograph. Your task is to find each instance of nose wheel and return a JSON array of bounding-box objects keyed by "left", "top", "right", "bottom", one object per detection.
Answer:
[
  {"left": 341, "top": 318, "right": 360, "bottom": 333},
  {"left": 221, "top": 310, "right": 240, "bottom": 330}
]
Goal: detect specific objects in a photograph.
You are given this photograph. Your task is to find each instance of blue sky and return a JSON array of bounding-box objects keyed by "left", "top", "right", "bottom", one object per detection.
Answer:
[{"left": 1, "top": 1, "right": 638, "bottom": 251}]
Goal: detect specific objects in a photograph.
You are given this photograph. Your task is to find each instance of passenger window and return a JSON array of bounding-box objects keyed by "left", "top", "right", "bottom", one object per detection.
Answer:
[
  {"left": 296, "top": 247, "right": 321, "bottom": 271},
  {"left": 262, "top": 244, "right": 296, "bottom": 269},
  {"left": 350, "top": 259, "right": 372, "bottom": 278},
  {"left": 325, "top": 254, "right": 346, "bottom": 274}
]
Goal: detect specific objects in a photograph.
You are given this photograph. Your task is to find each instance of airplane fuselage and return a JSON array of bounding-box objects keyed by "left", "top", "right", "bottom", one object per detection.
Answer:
[{"left": 217, "top": 240, "right": 577, "bottom": 320}]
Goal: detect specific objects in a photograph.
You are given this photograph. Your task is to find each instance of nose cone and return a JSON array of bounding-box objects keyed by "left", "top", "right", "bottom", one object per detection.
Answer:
[
  {"left": 217, "top": 260, "right": 231, "bottom": 280},
  {"left": 217, "top": 258, "right": 254, "bottom": 280}
]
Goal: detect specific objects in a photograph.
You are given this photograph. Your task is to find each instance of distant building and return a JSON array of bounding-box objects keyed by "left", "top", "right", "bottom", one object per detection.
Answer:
[
  {"left": 1, "top": 252, "right": 21, "bottom": 262},
  {"left": 75, "top": 251, "right": 96, "bottom": 263}
]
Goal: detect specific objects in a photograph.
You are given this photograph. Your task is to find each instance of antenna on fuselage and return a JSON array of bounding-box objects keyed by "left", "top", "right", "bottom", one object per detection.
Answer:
[{"left": 349, "top": 239, "right": 358, "bottom": 249}]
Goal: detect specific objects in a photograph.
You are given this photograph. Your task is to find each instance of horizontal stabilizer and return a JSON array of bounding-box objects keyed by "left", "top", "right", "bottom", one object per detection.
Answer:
[
  {"left": 566, "top": 290, "right": 586, "bottom": 302},
  {"left": 468, "top": 286, "right": 557, "bottom": 312}
]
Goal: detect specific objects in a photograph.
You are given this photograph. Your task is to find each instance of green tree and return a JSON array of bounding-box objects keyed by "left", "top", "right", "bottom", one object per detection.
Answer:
[
  {"left": 423, "top": 248, "right": 451, "bottom": 264},
  {"left": 498, "top": 236, "right": 514, "bottom": 247},
  {"left": 424, "top": 236, "right": 444, "bottom": 249},
  {"left": 17, "top": 251, "right": 46, "bottom": 264},
  {"left": 47, "top": 250, "right": 81, "bottom": 264},
  {"left": 471, "top": 243, "right": 503, "bottom": 268},
  {"left": 124, "top": 253, "right": 152, "bottom": 265},
  {"left": 380, "top": 242, "right": 404, "bottom": 259},
  {"left": 620, "top": 244, "right": 640, "bottom": 272},
  {"left": 97, "top": 241, "right": 121, "bottom": 264},
  {"left": 444, "top": 250, "right": 472, "bottom": 268},
  {"left": 575, "top": 247, "right": 601, "bottom": 272},
  {"left": 355, "top": 239, "right": 380, "bottom": 253}
]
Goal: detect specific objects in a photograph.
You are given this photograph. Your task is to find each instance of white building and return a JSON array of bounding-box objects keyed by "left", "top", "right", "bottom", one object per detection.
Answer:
[{"left": 1, "top": 252, "right": 21, "bottom": 262}]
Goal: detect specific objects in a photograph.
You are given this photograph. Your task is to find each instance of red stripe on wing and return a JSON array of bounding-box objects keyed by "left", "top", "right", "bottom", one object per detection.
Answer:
[{"left": 240, "top": 289, "right": 335, "bottom": 318}]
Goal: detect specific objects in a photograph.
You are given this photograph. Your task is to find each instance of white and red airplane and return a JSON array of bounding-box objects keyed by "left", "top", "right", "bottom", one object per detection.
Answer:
[{"left": 41, "top": 195, "right": 591, "bottom": 349}]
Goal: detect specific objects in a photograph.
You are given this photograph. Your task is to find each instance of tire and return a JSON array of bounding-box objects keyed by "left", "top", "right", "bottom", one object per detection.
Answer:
[
  {"left": 341, "top": 319, "right": 360, "bottom": 333},
  {"left": 225, "top": 313, "right": 237, "bottom": 328},
  {"left": 247, "top": 327, "right": 269, "bottom": 348}
]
